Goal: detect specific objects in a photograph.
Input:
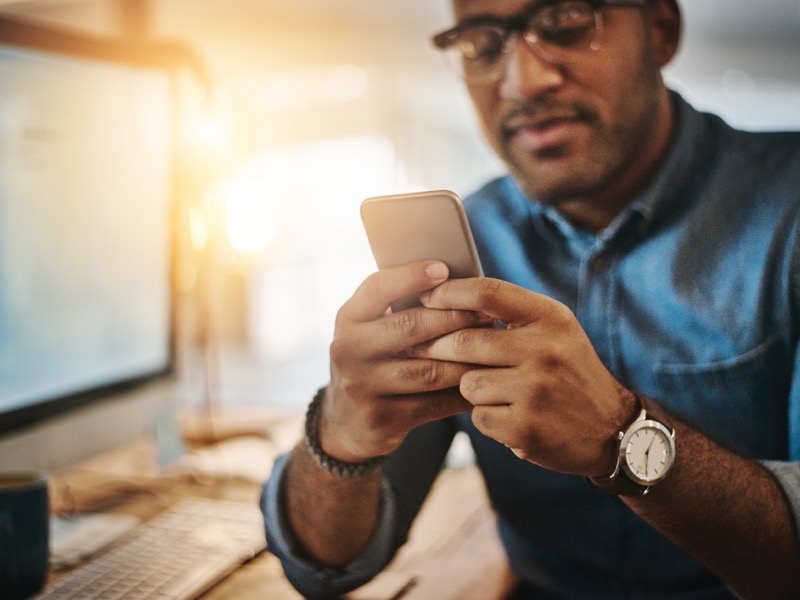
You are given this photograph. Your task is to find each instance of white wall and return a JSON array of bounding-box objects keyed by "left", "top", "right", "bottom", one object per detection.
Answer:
[{"left": 666, "top": 0, "right": 800, "bottom": 130}]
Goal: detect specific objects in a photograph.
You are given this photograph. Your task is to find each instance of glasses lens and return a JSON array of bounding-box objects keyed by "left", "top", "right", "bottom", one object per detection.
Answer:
[
  {"left": 433, "top": 0, "right": 602, "bottom": 85},
  {"left": 440, "top": 26, "right": 508, "bottom": 85},
  {"left": 526, "top": 0, "right": 600, "bottom": 60}
]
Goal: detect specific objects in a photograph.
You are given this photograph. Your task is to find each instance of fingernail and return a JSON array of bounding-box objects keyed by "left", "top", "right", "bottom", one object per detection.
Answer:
[
  {"left": 419, "top": 290, "right": 432, "bottom": 304},
  {"left": 425, "top": 262, "right": 448, "bottom": 281}
]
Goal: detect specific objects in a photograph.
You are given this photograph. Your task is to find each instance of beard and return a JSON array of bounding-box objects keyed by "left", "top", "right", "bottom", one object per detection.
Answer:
[
  {"left": 485, "top": 63, "right": 667, "bottom": 210},
  {"left": 503, "top": 98, "right": 661, "bottom": 206}
]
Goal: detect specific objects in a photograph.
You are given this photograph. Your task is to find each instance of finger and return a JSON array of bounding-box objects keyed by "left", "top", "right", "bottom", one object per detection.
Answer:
[
  {"left": 459, "top": 368, "right": 515, "bottom": 406},
  {"left": 381, "top": 387, "right": 472, "bottom": 425},
  {"left": 342, "top": 307, "right": 495, "bottom": 358},
  {"left": 470, "top": 404, "right": 546, "bottom": 465},
  {"left": 470, "top": 403, "right": 515, "bottom": 443},
  {"left": 457, "top": 368, "right": 528, "bottom": 453},
  {"left": 410, "top": 326, "right": 517, "bottom": 367},
  {"left": 365, "top": 358, "right": 476, "bottom": 395},
  {"left": 420, "top": 277, "right": 563, "bottom": 328},
  {"left": 339, "top": 261, "right": 450, "bottom": 323}
]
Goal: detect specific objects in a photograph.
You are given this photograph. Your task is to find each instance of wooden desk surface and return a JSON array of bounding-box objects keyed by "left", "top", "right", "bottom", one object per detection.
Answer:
[{"left": 48, "top": 433, "right": 516, "bottom": 600}]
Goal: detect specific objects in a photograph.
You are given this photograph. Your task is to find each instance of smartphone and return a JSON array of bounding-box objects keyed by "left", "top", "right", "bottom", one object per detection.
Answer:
[{"left": 361, "top": 190, "right": 483, "bottom": 310}]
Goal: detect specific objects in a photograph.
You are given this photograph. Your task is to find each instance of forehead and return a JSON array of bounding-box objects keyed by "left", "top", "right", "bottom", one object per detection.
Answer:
[{"left": 452, "top": 0, "right": 534, "bottom": 19}]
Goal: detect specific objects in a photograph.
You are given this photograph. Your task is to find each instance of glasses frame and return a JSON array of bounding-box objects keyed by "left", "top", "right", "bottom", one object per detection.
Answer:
[{"left": 431, "top": 0, "right": 650, "bottom": 84}]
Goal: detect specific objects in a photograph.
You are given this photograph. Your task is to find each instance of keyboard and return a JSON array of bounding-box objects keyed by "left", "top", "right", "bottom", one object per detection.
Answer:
[{"left": 37, "top": 497, "right": 267, "bottom": 600}]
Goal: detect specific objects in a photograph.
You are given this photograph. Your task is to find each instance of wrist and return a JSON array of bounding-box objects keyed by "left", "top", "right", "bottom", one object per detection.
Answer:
[
  {"left": 304, "top": 387, "right": 390, "bottom": 478},
  {"left": 314, "top": 387, "right": 372, "bottom": 463},
  {"left": 592, "top": 388, "right": 640, "bottom": 478}
]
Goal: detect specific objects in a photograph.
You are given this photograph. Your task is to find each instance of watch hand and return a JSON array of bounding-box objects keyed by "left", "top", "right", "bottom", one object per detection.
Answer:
[{"left": 644, "top": 437, "right": 656, "bottom": 475}]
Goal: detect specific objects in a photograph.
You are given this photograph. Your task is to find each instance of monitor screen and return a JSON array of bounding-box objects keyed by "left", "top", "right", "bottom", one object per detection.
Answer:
[{"left": 0, "top": 17, "right": 176, "bottom": 437}]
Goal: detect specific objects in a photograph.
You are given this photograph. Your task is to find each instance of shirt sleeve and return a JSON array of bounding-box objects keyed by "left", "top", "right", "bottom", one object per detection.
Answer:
[
  {"left": 260, "top": 418, "right": 459, "bottom": 599},
  {"left": 762, "top": 460, "right": 800, "bottom": 543},
  {"left": 261, "top": 452, "right": 399, "bottom": 600}
]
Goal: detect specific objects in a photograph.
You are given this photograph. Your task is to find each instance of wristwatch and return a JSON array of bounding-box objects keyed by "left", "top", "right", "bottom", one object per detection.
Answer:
[{"left": 588, "top": 394, "right": 676, "bottom": 496}]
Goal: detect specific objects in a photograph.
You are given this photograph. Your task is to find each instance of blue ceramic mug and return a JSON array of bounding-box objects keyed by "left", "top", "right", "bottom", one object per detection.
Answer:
[{"left": 0, "top": 472, "right": 49, "bottom": 600}]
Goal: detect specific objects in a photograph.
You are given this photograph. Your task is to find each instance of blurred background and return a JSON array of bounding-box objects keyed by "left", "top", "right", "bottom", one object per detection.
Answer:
[{"left": 2, "top": 0, "right": 799, "bottom": 415}]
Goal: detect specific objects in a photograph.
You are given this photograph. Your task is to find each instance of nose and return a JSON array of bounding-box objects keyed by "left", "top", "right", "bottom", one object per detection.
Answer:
[{"left": 498, "top": 36, "right": 564, "bottom": 102}]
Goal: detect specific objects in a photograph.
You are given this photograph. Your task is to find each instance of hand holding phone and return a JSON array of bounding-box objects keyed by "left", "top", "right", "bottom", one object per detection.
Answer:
[{"left": 361, "top": 190, "right": 483, "bottom": 310}]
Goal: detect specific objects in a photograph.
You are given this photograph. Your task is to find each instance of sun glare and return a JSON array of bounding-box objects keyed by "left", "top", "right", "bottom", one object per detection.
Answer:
[{"left": 222, "top": 178, "right": 276, "bottom": 256}]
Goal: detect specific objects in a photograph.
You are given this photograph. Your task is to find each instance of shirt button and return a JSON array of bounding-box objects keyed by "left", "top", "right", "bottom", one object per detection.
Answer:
[{"left": 591, "top": 255, "right": 608, "bottom": 270}]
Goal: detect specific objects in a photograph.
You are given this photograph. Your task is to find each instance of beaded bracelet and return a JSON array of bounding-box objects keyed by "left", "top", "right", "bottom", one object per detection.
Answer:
[{"left": 304, "top": 387, "right": 389, "bottom": 478}]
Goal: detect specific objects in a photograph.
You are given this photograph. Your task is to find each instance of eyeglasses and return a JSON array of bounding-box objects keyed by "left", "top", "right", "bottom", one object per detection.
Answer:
[{"left": 431, "top": 0, "right": 648, "bottom": 85}]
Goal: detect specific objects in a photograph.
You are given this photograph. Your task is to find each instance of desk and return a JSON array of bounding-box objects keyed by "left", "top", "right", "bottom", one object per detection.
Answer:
[{"left": 48, "top": 431, "right": 517, "bottom": 600}]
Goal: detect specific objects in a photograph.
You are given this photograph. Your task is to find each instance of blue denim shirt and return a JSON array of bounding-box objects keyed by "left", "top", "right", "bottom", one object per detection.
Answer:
[{"left": 262, "top": 94, "right": 800, "bottom": 599}]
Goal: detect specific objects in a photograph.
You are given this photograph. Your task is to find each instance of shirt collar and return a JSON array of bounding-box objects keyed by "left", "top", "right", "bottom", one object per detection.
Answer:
[{"left": 627, "top": 91, "right": 708, "bottom": 230}]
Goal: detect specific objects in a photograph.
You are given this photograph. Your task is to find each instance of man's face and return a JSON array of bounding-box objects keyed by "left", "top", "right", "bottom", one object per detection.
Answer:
[{"left": 452, "top": 0, "right": 674, "bottom": 212}]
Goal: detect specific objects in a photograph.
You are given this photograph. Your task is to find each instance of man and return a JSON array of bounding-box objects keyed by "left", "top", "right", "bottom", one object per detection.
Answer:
[{"left": 262, "top": 0, "right": 800, "bottom": 598}]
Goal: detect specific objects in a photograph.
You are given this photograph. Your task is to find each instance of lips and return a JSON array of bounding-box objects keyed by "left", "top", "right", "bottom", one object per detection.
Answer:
[{"left": 503, "top": 111, "right": 587, "bottom": 153}]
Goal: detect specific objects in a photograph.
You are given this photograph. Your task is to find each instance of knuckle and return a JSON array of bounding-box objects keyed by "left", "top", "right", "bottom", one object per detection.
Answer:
[
  {"left": 525, "top": 376, "right": 558, "bottom": 405},
  {"left": 329, "top": 337, "right": 352, "bottom": 366},
  {"left": 384, "top": 311, "right": 418, "bottom": 337},
  {"left": 419, "top": 361, "right": 444, "bottom": 387},
  {"left": 451, "top": 328, "right": 473, "bottom": 357},
  {"left": 397, "top": 360, "right": 443, "bottom": 387},
  {"left": 477, "top": 278, "right": 503, "bottom": 302},
  {"left": 396, "top": 311, "right": 418, "bottom": 336},
  {"left": 539, "top": 351, "right": 564, "bottom": 373},
  {"left": 444, "top": 309, "right": 464, "bottom": 326},
  {"left": 549, "top": 301, "right": 576, "bottom": 326},
  {"left": 526, "top": 377, "right": 550, "bottom": 400},
  {"left": 459, "top": 371, "right": 481, "bottom": 395},
  {"left": 333, "top": 304, "right": 350, "bottom": 331},
  {"left": 360, "top": 271, "right": 383, "bottom": 298}
]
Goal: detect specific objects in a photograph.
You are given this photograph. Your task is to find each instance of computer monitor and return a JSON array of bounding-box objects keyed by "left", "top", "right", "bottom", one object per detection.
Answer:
[{"left": 0, "top": 16, "right": 180, "bottom": 471}]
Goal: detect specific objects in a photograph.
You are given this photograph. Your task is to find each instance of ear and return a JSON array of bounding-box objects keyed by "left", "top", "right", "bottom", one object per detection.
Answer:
[{"left": 646, "top": 0, "right": 682, "bottom": 67}]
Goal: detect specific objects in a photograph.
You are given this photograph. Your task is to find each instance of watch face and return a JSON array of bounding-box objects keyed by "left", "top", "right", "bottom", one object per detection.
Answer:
[{"left": 623, "top": 421, "right": 675, "bottom": 484}]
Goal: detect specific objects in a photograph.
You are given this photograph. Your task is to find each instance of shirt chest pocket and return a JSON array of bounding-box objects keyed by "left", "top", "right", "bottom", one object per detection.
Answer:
[{"left": 653, "top": 335, "right": 790, "bottom": 459}]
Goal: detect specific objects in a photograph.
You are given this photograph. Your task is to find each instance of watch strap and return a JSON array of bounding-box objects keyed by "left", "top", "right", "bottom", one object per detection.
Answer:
[
  {"left": 586, "top": 404, "right": 650, "bottom": 496},
  {"left": 586, "top": 462, "right": 651, "bottom": 496}
]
